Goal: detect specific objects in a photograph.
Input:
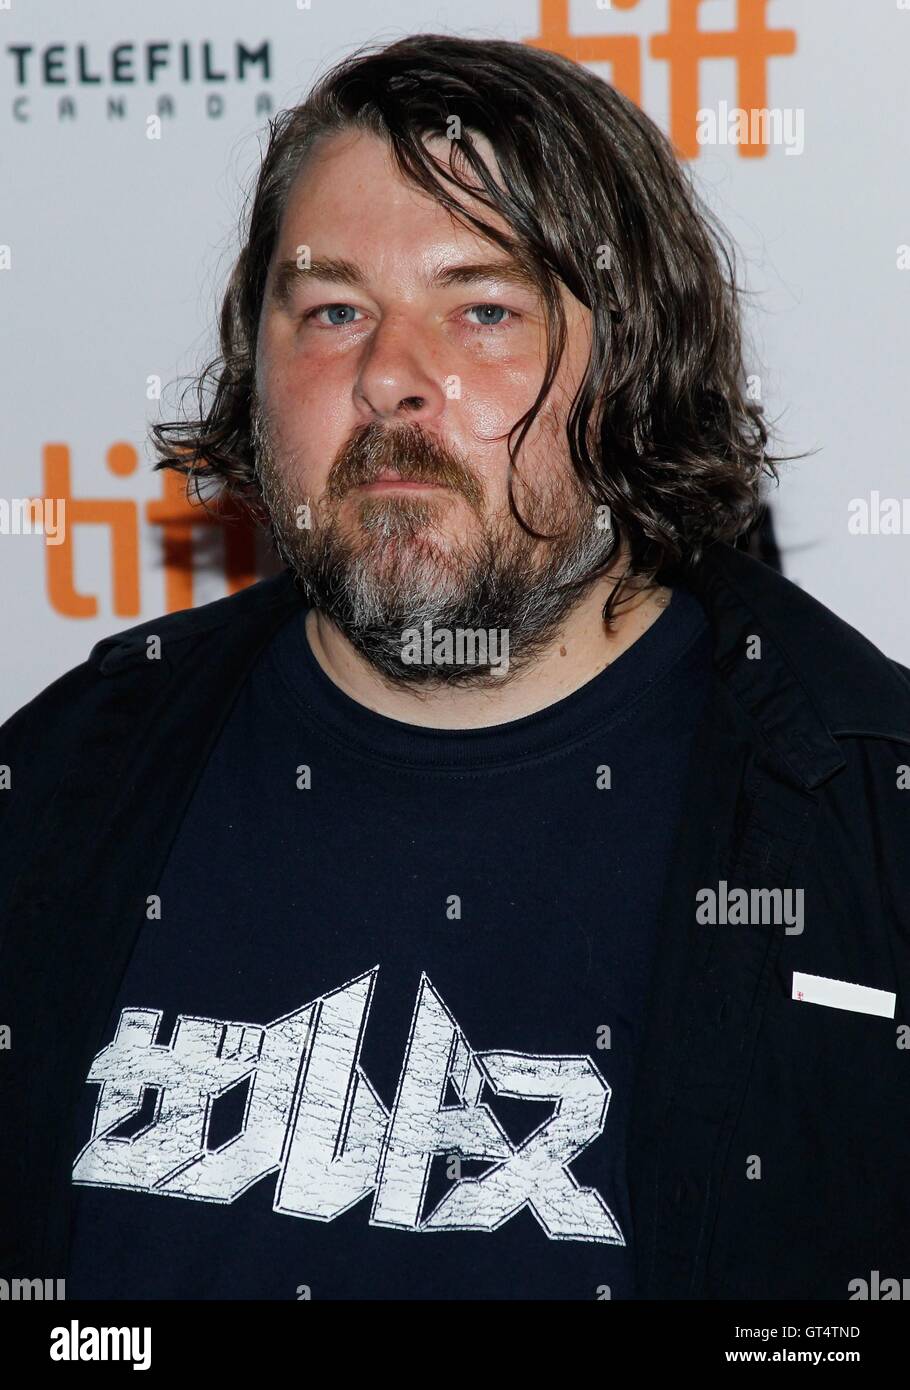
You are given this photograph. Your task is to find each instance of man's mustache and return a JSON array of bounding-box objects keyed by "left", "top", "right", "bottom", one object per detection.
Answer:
[{"left": 326, "top": 423, "right": 484, "bottom": 510}]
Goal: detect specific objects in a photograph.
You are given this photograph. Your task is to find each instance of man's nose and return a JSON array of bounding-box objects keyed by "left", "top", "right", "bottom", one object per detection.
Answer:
[{"left": 353, "top": 319, "right": 448, "bottom": 425}]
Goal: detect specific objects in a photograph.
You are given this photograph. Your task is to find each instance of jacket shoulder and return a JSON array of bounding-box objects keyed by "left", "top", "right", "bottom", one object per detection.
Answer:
[
  {"left": 85, "top": 568, "right": 301, "bottom": 675},
  {"left": 890, "top": 658, "right": 910, "bottom": 692},
  {"left": 0, "top": 568, "right": 300, "bottom": 740},
  {"left": 0, "top": 569, "right": 302, "bottom": 872},
  {"left": 702, "top": 544, "right": 910, "bottom": 742}
]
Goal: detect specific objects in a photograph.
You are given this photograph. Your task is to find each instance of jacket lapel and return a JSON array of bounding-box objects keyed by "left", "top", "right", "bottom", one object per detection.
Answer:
[{"left": 628, "top": 545, "right": 844, "bottom": 1297}]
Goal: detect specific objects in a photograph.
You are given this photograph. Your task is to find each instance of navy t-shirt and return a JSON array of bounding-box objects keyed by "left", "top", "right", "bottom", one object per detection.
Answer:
[{"left": 66, "top": 587, "right": 711, "bottom": 1300}]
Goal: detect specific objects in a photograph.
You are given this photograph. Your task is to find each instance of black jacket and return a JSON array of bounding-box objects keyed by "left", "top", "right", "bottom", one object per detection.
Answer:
[{"left": 1, "top": 541, "right": 909, "bottom": 1299}]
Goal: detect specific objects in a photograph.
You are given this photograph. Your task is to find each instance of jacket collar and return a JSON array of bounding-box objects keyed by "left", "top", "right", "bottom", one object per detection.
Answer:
[{"left": 681, "top": 541, "right": 910, "bottom": 790}]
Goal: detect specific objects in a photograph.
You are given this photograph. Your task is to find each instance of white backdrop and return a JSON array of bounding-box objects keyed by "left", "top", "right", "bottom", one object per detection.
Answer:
[{"left": 2, "top": 0, "right": 909, "bottom": 723}]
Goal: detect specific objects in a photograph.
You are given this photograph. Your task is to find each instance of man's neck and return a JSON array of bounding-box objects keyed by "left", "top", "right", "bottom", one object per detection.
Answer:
[{"left": 303, "top": 575, "right": 672, "bottom": 730}]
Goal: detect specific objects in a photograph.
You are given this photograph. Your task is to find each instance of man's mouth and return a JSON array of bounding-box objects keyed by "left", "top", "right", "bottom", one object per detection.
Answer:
[{"left": 357, "top": 470, "right": 450, "bottom": 492}]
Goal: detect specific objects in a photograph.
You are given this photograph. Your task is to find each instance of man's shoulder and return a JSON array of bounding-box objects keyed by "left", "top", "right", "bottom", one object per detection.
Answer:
[
  {"left": 696, "top": 542, "right": 910, "bottom": 743},
  {"left": 85, "top": 567, "right": 301, "bottom": 675},
  {"left": 0, "top": 568, "right": 305, "bottom": 855},
  {"left": 1, "top": 568, "right": 302, "bottom": 739}
]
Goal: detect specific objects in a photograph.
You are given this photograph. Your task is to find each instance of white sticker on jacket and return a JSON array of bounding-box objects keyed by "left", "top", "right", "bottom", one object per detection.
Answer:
[{"left": 792, "top": 971, "right": 896, "bottom": 1019}]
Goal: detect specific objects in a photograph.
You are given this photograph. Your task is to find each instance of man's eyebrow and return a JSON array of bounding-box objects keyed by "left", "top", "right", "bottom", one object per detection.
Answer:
[
  {"left": 268, "top": 256, "right": 541, "bottom": 306},
  {"left": 433, "top": 261, "right": 541, "bottom": 292}
]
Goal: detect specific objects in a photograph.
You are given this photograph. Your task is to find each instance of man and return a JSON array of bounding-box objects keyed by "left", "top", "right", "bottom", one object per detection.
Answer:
[{"left": 1, "top": 34, "right": 909, "bottom": 1301}]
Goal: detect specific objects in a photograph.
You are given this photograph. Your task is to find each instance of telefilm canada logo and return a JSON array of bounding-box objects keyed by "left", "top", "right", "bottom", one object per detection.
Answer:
[{"left": 5, "top": 39, "right": 272, "bottom": 123}]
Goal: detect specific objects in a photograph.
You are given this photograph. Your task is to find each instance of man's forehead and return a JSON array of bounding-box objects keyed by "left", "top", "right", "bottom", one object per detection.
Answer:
[
  {"left": 282, "top": 125, "right": 507, "bottom": 227},
  {"left": 271, "top": 129, "right": 524, "bottom": 294}
]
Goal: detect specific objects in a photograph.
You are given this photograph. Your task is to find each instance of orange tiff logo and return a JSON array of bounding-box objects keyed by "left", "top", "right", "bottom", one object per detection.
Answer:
[
  {"left": 43, "top": 443, "right": 259, "bottom": 618},
  {"left": 525, "top": 0, "right": 796, "bottom": 158}
]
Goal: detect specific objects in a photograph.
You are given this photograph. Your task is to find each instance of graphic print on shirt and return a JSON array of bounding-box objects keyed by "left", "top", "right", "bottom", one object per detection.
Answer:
[{"left": 72, "top": 967, "right": 625, "bottom": 1245}]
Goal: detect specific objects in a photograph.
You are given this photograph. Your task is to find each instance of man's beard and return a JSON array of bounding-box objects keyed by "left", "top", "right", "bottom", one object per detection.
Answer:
[{"left": 251, "top": 404, "right": 616, "bottom": 688}]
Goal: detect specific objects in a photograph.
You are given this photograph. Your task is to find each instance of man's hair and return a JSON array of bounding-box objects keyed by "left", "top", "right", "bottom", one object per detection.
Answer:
[{"left": 151, "top": 32, "right": 788, "bottom": 600}]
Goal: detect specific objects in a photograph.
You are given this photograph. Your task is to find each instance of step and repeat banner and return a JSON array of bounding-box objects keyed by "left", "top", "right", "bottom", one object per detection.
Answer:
[{"left": 2, "top": 0, "right": 908, "bottom": 721}]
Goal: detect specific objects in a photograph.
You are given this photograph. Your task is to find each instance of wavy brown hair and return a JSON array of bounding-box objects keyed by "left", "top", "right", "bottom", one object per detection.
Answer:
[{"left": 150, "top": 32, "right": 791, "bottom": 613}]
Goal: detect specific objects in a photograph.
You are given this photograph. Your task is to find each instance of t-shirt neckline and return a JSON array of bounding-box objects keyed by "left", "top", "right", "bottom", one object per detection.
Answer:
[{"left": 265, "top": 586, "right": 710, "bottom": 773}]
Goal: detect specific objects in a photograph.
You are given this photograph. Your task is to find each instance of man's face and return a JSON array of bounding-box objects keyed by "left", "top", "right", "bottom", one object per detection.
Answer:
[{"left": 253, "top": 127, "right": 612, "bottom": 685}]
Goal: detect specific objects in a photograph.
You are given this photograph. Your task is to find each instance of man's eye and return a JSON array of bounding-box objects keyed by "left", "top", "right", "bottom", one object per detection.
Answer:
[
  {"left": 301, "top": 303, "right": 518, "bottom": 331},
  {"left": 464, "top": 304, "right": 517, "bottom": 329},
  {"left": 304, "top": 304, "right": 364, "bottom": 327}
]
